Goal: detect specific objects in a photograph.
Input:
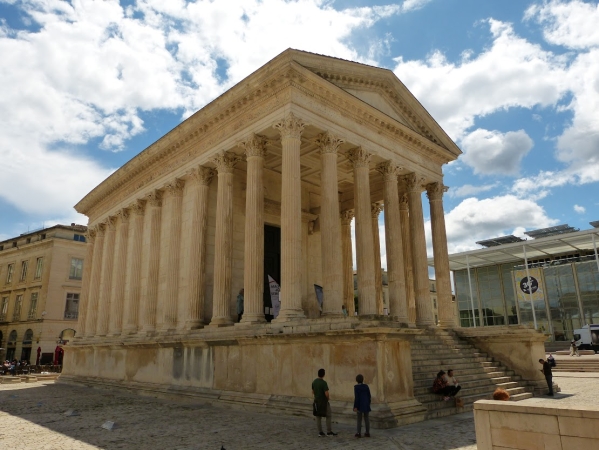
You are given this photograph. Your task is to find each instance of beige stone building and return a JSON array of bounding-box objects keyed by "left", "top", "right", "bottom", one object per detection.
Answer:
[
  {"left": 0, "top": 224, "right": 86, "bottom": 364},
  {"left": 62, "top": 50, "right": 549, "bottom": 427}
]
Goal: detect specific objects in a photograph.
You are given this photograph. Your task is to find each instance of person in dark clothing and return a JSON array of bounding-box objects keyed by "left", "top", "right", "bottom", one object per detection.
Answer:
[
  {"left": 312, "top": 368, "right": 338, "bottom": 437},
  {"left": 432, "top": 370, "right": 455, "bottom": 401},
  {"left": 353, "top": 374, "right": 371, "bottom": 438},
  {"left": 539, "top": 358, "right": 553, "bottom": 396}
]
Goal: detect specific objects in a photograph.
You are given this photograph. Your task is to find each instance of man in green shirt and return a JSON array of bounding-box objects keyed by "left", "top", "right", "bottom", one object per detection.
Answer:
[{"left": 312, "top": 368, "right": 338, "bottom": 437}]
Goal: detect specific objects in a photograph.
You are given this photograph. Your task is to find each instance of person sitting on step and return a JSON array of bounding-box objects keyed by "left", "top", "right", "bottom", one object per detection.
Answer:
[
  {"left": 432, "top": 370, "right": 456, "bottom": 401},
  {"left": 443, "top": 369, "right": 462, "bottom": 398}
]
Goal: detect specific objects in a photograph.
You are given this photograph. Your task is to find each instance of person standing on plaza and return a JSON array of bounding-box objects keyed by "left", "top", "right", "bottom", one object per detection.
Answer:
[
  {"left": 570, "top": 340, "right": 580, "bottom": 357},
  {"left": 353, "top": 374, "right": 371, "bottom": 438},
  {"left": 539, "top": 358, "right": 554, "bottom": 396},
  {"left": 236, "top": 289, "right": 244, "bottom": 322},
  {"left": 312, "top": 368, "right": 338, "bottom": 437}
]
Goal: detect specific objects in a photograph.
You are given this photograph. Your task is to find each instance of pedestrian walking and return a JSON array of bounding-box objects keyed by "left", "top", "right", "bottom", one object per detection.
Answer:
[
  {"left": 539, "top": 358, "right": 554, "bottom": 396},
  {"left": 570, "top": 340, "right": 580, "bottom": 357}
]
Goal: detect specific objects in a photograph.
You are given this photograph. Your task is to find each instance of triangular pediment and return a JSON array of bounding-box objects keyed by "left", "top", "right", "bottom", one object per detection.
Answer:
[{"left": 342, "top": 87, "right": 412, "bottom": 127}]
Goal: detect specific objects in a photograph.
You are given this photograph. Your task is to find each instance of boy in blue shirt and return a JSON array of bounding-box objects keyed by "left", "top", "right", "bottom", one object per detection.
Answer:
[{"left": 353, "top": 374, "right": 371, "bottom": 438}]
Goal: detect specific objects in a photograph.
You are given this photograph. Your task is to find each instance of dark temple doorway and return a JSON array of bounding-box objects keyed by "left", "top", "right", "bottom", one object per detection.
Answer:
[{"left": 263, "top": 225, "right": 281, "bottom": 322}]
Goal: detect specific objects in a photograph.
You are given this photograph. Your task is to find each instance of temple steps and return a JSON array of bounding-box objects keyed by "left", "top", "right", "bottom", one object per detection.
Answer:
[
  {"left": 551, "top": 360, "right": 599, "bottom": 372},
  {"left": 411, "top": 329, "right": 534, "bottom": 419}
]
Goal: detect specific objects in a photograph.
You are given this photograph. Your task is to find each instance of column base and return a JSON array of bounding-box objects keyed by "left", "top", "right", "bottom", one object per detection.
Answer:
[
  {"left": 272, "top": 309, "right": 306, "bottom": 322},
  {"left": 208, "top": 316, "right": 234, "bottom": 327},
  {"left": 121, "top": 327, "right": 139, "bottom": 335},
  {"left": 239, "top": 313, "right": 266, "bottom": 325}
]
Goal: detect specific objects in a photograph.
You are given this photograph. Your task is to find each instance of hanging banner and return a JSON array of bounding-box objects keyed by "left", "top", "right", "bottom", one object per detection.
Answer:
[
  {"left": 314, "top": 284, "right": 324, "bottom": 311},
  {"left": 268, "top": 275, "right": 281, "bottom": 318},
  {"left": 513, "top": 268, "right": 545, "bottom": 326}
]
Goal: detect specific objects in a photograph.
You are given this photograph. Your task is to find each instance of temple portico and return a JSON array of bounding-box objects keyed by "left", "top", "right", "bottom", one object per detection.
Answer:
[{"left": 62, "top": 49, "right": 471, "bottom": 428}]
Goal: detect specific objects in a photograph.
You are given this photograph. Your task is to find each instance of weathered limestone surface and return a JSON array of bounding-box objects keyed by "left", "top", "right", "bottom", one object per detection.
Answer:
[
  {"left": 474, "top": 400, "right": 599, "bottom": 450},
  {"left": 62, "top": 321, "right": 425, "bottom": 428}
]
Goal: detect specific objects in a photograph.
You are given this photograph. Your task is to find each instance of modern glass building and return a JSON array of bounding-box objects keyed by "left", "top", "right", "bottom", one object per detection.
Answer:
[{"left": 428, "top": 224, "right": 599, "bottom": 342}]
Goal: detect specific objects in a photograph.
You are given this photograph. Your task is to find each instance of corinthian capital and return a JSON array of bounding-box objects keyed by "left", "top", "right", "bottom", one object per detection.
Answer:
[
  {"left": 85, "top": 228, "right": 96, "bottom": 244},
  {"left": 399, "top": 193, "right": 409, "bottom": 210},
  {"left": 241, "top": 133, "right": 268, "bottom": 158},
  {"left": 116, "top": 208, "right": 130, "bottom": 223},
  {"left": 402, "top": 173, "right": 425, "bottom": 192},
  {"left": 164, "top": 178, "right": 185, "bottom": 197},
  {"left": 376, "top": 161, "right": 401, "bottom": 181},
  {"left": 189, "top": 166, "right": 215, "bottom": 186},
  {"left": 146, "top": 190, "right": 163, "bottom": 207},
  {"left": 426, "top": 182, "right": 448, "bottom": 201},
  {"left": 212, "top": 151, "right": 240, "bottom": 174},
  {"left": 273, "top": 113, "right": 305, "bottom": 140},
  {"left": 94, "top": 223, "right": 106, "bottom": 237},
  {"left": 346, "top": 147, "right": 372, "bottom": 168},
  {"left": 315, "top": 132, "right": 344, "bottom": 154},
  {"left": 371, "top": 202, "right": 384, "bottom": 218},
  {"left": 130, "top": 199, "right": 146, "bottom": 216},
  {"left": 340, "top": 209, "right": 354, "bottom": 225},
  {"left": 105, "top": 216, "right": 117, "bottom": 231}
]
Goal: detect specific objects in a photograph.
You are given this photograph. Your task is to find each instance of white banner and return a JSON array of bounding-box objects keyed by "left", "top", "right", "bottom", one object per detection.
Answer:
[{"left": 268, "top": 275, "right": 281, "bottom": 318}]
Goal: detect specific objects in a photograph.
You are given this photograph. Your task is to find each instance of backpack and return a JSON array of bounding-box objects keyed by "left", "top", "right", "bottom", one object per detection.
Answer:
[{"left": 548, "top": 357, "right": 556, "bottom": 368}]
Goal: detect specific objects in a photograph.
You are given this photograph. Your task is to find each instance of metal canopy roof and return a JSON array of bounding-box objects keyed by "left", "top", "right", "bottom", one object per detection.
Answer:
[
  {"left": 428, "top": 228, "right": 599, "bottom": 271},
  {"left": 524, "top": 224, "right": 579, "bottom": 239},
  {"left": 591, "top": 221, "right": 599, "bottom": 228},
  {"left": 476, "top": 235, "right": 524, "bottom": 247}
]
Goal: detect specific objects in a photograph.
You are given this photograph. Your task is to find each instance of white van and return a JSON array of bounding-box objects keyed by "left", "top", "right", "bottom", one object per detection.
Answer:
[{"left": 573, "top": 324, "right": 599, "bottom": 353}]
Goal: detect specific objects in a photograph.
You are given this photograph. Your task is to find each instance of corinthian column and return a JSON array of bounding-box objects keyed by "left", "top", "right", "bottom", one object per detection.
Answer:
[
  {"left": 273, "top": 113, "right": 306, "bottom": 321},
  {"left": 404, "top": 173, "right": 434, "bottom": 326},
  {"left": 241, "top": 134, "right": 267, "bottom": 324},
  {"left": 371, "top": 202, "right": 384, "bottom": 315},
  {"left": 399, "top": 192, "right": 416, "bottom": 325},
  {"left": 427, "top": 182, "right": 456, "bottom": 328},
  {"left": 340, "top": 210, "right": 355, "bottom": 315},
  {"left": 96, "top": 217, "right": 117, "bottom": 336},
  {"left": 123, "top": 200, "right": 145, "bottom": 334},
  {"left": 347, "top": 147, "right": 377, "bottom": 316},
  {"left": 77, "top": 228, "right": 96, "bottom": 337},
  {"left": 141, "top": 190, "right": 163, "bottom": 333},
  {"left": 209, "top": 151, "right": 240, "bottom": 327},
  {"left": 158, "top": 178, "right": 185, "bottom": 331},
  {"left": 180, "top": 166, "right": 214, "bottom": 330},
  {"left": 316, "top": 132, "right": 344, "bottom": 317},
  {"left": 108, "top": 209, "right": 130, "bottom": 336},
  {"left": 85, "top": 224, "right": 104, "bottom": 337},
  {"left": 378, "top": 162, "right": 408, "bottom": 323}
]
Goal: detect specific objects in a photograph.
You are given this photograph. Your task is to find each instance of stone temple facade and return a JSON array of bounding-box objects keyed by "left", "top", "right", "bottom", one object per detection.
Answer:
[{"left": 63, "top": 50, "right": 545, "bottom": 427}]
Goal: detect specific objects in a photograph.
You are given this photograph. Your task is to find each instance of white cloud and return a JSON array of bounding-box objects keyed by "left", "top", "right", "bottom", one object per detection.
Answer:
[
  {"left": 427, "top": 195, "right": 558, "bottom": 254},
  {"left": 526, "top": 0, "right": 599, "bottom": 50},
  {"left": 0, "top": 0, "right": 404, "bottom": 222},
  {"left": 392, "top": 19, "right": 568, "bottom": 141},
  {"left": 574, "top": 204, "right": 586, "bottom": 214},
  {"left": 460, "top": 129, "right": 534, "bottom": 176},
  {"left": 448, "top": 183, "right": 498, "bottom": 198}
]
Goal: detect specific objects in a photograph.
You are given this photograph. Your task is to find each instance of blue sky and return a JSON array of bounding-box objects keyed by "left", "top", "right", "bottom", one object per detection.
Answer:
[{"left": 0, "top": 0, "right": 597, "bottom": 259}]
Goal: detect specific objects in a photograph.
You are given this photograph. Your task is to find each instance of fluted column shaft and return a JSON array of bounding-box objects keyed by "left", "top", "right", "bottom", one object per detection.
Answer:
[
  {"left": 84, "top": 225, "right": 104, "bottom": 337},
  {"left": 241, "top": 135, "right": 267, "bottom": 324},
  {"left": 181, "top": 167, "right": 213, "bottom": 329},
  {"left": 96, "top": 218, "right": 116, "bottom": 336},
  {"left": 371, "top": 203, "right": 384, "bottom": 314},
  {"left": 348, "top": 147, "right": 377, "bottom": 315},
  {"left": 405, "top": 174, "right": 435, "bottom": 326},
  {"left": 158, "top": 179, "right": 185, "bottom": 331},
  {"left": 317, "top": 132, "right": 344, "bottom": 316},
  {"left": 141, "top": 191, "right": 163, "bottom": 333},
  {"left": 123, "top": 201, "right": 145, "bottom": 334},
  {"left": 341, "top": 210, "right": 355, "bottom": 314},
  {"left": 108, "top": 210, "right": 130, "bottom": 335},
  {"left": 210, "top": 152, "right": 239, "bottom": 326},
  {"left": 378, "top": 162, "right": 408, "bottom": 323},
  {"left": 399, "top": 193, "right": 416, "bottom": 325},
  {"left": 427, "top": 182, "right": 456, "bottom": 328},
  {"left": 77, "top": 229, "right": 96, "bottom": 337},
  {"left": 273, "top": 113, "right": 306, "bottom": 321}
]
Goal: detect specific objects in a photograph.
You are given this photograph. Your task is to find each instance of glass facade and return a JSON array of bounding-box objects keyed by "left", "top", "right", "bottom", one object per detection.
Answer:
[{"left": 455, "top": 255, "right": 599, "bottom": 341}]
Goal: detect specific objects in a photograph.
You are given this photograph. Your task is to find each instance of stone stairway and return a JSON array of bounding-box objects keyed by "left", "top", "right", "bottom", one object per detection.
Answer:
[
  {"left": 552, "top": 359, "right": 599, "bottom": 372},
  {"left": 411, "top": 328, "right": 534, "bottom": 419}
]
